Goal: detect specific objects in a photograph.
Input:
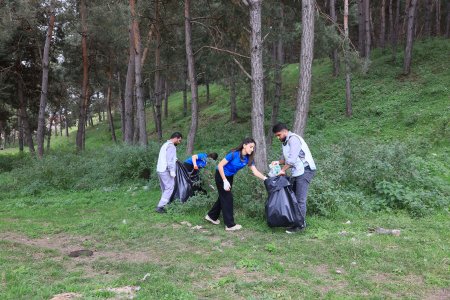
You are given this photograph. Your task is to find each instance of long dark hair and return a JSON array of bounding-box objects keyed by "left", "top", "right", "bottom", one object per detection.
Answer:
[{"left": 230, "top": 137, "right": 256, "bottom": 166}]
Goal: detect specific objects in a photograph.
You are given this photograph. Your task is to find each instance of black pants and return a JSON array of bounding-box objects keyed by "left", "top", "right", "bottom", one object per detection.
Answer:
[{"left": 207, "top": 170, "right": 235, "bottom": 227}]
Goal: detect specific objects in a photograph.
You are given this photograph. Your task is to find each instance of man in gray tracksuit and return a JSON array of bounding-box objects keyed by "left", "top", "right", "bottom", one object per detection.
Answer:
[
  {"left": 271, "top": 123, "right": 316, "bottom": 233},
  {"left": 155, "top": 132, "right": 182, "bottom": 213}
]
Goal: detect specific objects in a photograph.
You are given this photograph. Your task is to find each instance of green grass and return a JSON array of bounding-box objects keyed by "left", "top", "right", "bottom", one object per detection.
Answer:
[
  {"left": 0, "top": 38, "right": 449, "bottom": 298},
  {"left": 1, "top": 188, "right": 449, "bottom": 299}
]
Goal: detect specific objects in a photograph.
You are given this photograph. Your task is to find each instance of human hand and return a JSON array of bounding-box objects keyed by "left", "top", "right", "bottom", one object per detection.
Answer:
[
  {"left": 223, "top": 179, "right": 231, "bottom": 191},
  {"left": 170, "top": 171, "right": 176, "bottom": 178},
  {"left": 277, "top": 170, "right": 286, "bottom": 176},
  {"left": 193, "top": 165, "right": 199, "bottom": 170}
]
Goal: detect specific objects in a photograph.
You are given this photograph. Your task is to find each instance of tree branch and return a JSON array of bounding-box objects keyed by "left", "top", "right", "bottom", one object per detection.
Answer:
[
  {"left": 194, "top": 45, "right": 250, "bottom": 59},
  {"left": 233, "top": 57, "right": 252, "bottom": 80}
]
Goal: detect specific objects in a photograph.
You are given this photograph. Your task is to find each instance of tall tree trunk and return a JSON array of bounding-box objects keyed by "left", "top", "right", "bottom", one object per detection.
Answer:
[
  {"left": 425, "top": 0, "right": 432, "bottom": 37},
  {"left": 64, "top": 108, "right": 69, "bottom": 137},
  {"left": 380, "top": 0, "right": 386, "bottom": 49},
  {"left": 130, "top": 0, "right": 147, "bottom": 146},
  {"left": 124, "top": 27, "right": 135, "bottom": 144},
  {"left": 37, "top": 3, "right": 55, "bottom": 158},
  {"left": 59, "top": 108, "right": 62, "bottom": 136},
  {"left": 154, "top": 0, "right": 162, "bottom": 142},
  {"left": 268, "top": 2, "right": 284, "bottom": 146},
  {"left": 183, "top": 63, "right": 188, "bottom": 117},
  {"left": 435, "top": 0, "right": 441, "bottom": 35},
  {"left": 229, "top": 62, "right": 238, "bottom": 122},
  {"left": 344, "top": 0, "right": 353, "bottom": 117},
  {"left": 46, "top": 111, "right": 55, "bottom": 152},
  {"left": 247, "top": 0, "right": 267, "bottom": 170},
  {"left": 446, "top": 1, "right": 450, "bottom": 37},
  {"left": 293, "top": 0, "right": 315, "bottom": 137},
  {"left": 364, "top": 0, "right": 371, "bottom": 58},
  {"left": 388, "top": 0, "right": 394, "bottom": 43},
  {"left": 18, "top": 80, "right": 35, "bottom": 154},
  {"left": 358, "top": 0, "right": 365, "bottom": 56},
  {"left": 17, "top": 109, "right": 24, "bottom": 151},
  {"left": 392, "top": 0, "right": 401, "bottom": 62},
  {"left": 330, "top": 0, "right": 340, "bottom": 76},
  {"left": 164, "top": 79, "right": 169, "bottom": 120},
  {"left": 116, "top": 71, "right": 125, "bottom": 140},
  {"left": 403, "top": 0, "right": 418, "bottom": 75},
  {"left": 185, "top": 0, "right": 199, "bottom": 156},
  {"left": 106, "top": 69, "right": 117, "bottom": 143},
  {"left": 76, "top": 0, "right": 89, "bottom": 152}
]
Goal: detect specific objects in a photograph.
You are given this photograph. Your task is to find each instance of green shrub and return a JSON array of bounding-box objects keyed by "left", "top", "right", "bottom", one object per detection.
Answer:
[{"left": 4, "top": 144, "right": 159, "bottom": 195}]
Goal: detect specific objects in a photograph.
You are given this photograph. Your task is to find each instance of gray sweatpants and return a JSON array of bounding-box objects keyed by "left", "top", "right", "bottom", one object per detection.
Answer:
[
  {"left": 291, "top": 169, "right": 316, "bottom": 226},
  {"left": 157, "top": 171, "right": 175, "bottom": 208}
]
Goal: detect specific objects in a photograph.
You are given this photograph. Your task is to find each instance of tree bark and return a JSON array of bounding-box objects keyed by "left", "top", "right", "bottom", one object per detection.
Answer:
[
  {"left": 37, "top": 3, "right": 55, "bottom": 158},
  {"left": 293, "top": 0, "right": 315, "bottom": 137},
  {"left": 185, "top": 0, "right": 199, "bottom": 156},
  {"left": 130, "top": 0, "right": 147, "bottom": 146},
  {"left": 116, "top": 71, "right": 125, "bottom": 141},
  {"left": 380, "top": 0, "right": 386, "bottom": 49},
  {"left": 388, "top": 0, "right": 394, "bottom": 43},
  {"left": 425, "top": 0, "right": 432, "bottom": 37},
  {"left": 18, "top": 80, "right": 35, "bottom": 154},
  {"left": 17, "top": 109, "right": 24, "bottom": 151},
  {"left": 446, "top": 1, "right": 450, "bottom": 37},
  {"left": 364, "top": 0, "right": 371, "bottom": 58},
  {"left": 183, "top": 63, "right": 188, "bottom": 117},
  {"left": 358, "top": 0, "right": 365, "bottom": 56},
  {"left": 330, "top": 0, "right": 340, "bottom": 76},
  {"left": 247, "top": 0, "right": 267, "bottom": 170},
  {"left": 344, "top": 0, "right": 353, "bottom": 117},
  {"left": 64, "top": 107, "right": 69, "bottom": 137},
  {"left": 392, "top": 0, "right": 401, "bottom": 62},
  {"left": 205, "top": 69, "right": 211, "bottom": 104},
  {"left": 403, "top": 0, "right": 418, "bottom": 75},
  {"left": 164, "top": 78, "right": 169, "bottom": 120},
  {"left": 76, "top": 0, "right": 89, "bottom": 152},
  {"left": 124, "top": 26, "right": 135, "bottom": 144},
  {"left": 46, "top": 111, "right": 56, "bottom": 152},
  {"left": 154, "top": 0, "right": 163, "bottom": 142},
  {"left": 267, "top": 2, "right": 284, "bottom": 146},
  {"left": 106, "top": 69, "right": 117, "bottom": 143},
  {"left": 435, "top": 0, "right": 441, "bottom": 35}
]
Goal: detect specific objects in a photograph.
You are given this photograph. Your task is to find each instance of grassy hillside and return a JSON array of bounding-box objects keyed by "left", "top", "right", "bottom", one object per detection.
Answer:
[{"left": 0, "top": 38, "right": 449, "bottom": 299}]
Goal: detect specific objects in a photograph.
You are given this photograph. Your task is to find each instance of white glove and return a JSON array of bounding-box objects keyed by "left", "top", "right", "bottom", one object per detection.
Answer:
[
  {"left": 170, "top": 171, "right": 176, "bottom": 178},
  {"left": 223, "top": 179, "right": 231, "bottom": 191},
  {"left": 270, "top": 161, "right": 280, "bottom": 166}
]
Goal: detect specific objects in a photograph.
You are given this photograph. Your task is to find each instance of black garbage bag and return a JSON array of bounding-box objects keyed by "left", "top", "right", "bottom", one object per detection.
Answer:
[
  {"left": 170, "top": 161, "right": 194, "bottom": 203},
  {"left": 264, "top": 176, "right": 303, "bottom": 228}
]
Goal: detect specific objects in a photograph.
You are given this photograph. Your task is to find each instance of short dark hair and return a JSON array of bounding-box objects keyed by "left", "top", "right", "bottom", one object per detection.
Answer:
[
  {"left": 170, "top": 132, "right": 183, "bottom": 139},
  {"left": 208, "top": 152, "right": 218, "bottom": 160},
  {"left": 272, "top": 122, "right": 288, "bottom": 133}
]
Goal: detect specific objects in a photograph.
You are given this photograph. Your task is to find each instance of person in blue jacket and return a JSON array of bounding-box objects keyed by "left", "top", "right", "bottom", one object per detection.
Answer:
[
  {"left": 204, "top": 138, "right": 267, "bottom": 231},
  {"left": 183, "top": 152, "right": 218, "bottom": 193}
]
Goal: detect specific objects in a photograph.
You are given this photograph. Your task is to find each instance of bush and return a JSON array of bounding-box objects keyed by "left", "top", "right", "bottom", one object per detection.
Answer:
[{"left": 4, "top": 144, "right": 160, "bottom": 195}]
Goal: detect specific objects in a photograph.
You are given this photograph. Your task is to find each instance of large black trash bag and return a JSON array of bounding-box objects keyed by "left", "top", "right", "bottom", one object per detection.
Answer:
[
  {"left": 264, "top": 176, "right": 303, "bottom": 228},
  {"left": 170, "top": 161, "right": 194, "bottom": 203}
]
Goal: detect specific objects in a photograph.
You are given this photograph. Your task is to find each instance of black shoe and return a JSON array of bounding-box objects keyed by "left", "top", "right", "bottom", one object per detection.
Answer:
[
  {"left": 155, "top": 207, "right": 166, "bottom": 214},
  {"left": 286, "top": 226, "right": 304, "bottom": 234}
]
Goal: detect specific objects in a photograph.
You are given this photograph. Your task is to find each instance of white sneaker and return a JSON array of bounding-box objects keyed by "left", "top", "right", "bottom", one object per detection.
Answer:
[
  {"left": 205, "top": 215, "right": 220, "bottom": 225},
  {"left": 225, "top": 224, "right": 242, "bottom": 231}
]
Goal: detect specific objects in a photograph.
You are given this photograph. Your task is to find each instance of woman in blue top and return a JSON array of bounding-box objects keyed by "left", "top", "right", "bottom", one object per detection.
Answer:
[{"left": 205, "top": 138, "right": 267, "bottom": 231}]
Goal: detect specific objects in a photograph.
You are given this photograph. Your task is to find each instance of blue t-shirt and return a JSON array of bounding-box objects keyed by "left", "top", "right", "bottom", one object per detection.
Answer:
[
  {"left": 184, "top": 153, "right": 208, "bottom": 168},
  {"left": 221, "top": 151, "right": 252, "bottom": 176}
]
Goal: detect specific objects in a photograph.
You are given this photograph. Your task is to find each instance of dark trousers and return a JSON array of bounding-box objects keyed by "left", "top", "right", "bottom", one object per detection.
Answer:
[
  {"left": 291, "top": 167, "right": 316, "bottom": 226},
  {"left": 207, "top": 170, "right": 235, "bottom": 227}
]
